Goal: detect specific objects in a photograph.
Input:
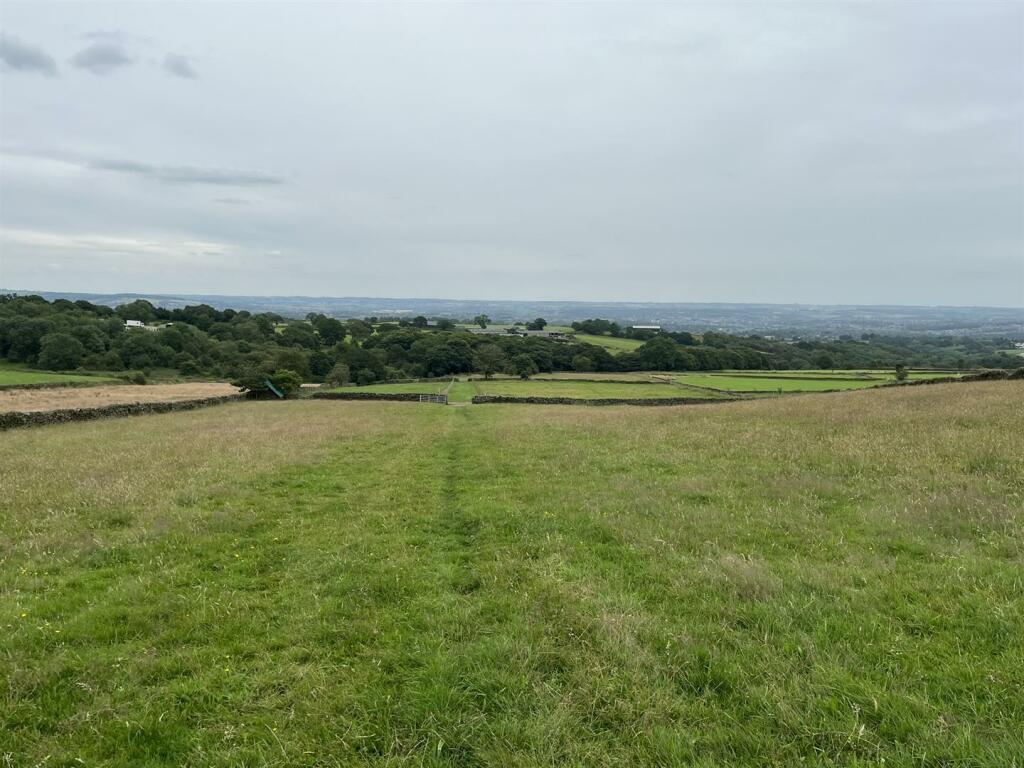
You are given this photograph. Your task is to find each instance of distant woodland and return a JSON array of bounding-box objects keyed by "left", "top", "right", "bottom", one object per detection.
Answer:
[{"left": 2, "top": 295, "right": 1018, "bottom": 389}]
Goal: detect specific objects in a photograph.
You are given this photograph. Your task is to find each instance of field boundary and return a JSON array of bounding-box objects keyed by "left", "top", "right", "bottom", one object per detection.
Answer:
[
  {"left": 894, "top": 370, "right": 1022, "bottom": 386},
  {"left": 310, "top": 391, "right": 426, "bottom": 402},
  {"left": 668, "top": 380, "right": 748, "bottom": 397},
  {"left": 0, "top": 395, "right": 244, "bottom": 430},
  {"left": 470, "top": 395, "right": 735, "bottom": 406},
  {"left": 703, "top": 373, "right": 884, "bottom": 382}
]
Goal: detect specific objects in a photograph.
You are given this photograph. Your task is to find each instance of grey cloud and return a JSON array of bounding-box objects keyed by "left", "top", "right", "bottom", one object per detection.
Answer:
[
  {"left": 0, "top": 2, "right": 1020, "bottom": 305},
  {"left": 88, "top": 156, "right": 281, "bottom": 186},
  {"left": 163, "top": 53, "right": 198, "bottom": 79},
  {"left": 70, "top": 42, "right": 134, "bottom": 75},
  {"left": 213, "top": 197, "right": 252, "bottom": 205},
  {"left": 3, "top": 147, "right": 283, "bottom": 187},
  {"left": 0, "top": 34, "right": 57, "bottom": 76}
]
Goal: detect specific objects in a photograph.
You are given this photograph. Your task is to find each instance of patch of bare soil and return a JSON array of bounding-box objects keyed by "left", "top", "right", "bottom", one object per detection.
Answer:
[{"left": 0, "top": 382, "right": 240, "bottom": 413}]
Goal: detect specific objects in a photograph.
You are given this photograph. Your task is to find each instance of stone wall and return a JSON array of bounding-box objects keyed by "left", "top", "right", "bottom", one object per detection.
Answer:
[{"left": 0, "top": 395, "right": 244, "bottom": 430}]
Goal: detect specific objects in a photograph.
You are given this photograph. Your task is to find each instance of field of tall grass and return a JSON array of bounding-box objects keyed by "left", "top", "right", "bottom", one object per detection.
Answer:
[{"left": 2, "top": 382, "right": 1021, "bottom": 765}]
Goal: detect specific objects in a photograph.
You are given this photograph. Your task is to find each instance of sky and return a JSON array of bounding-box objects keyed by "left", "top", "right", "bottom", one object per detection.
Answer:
[{"left": 0, "top": 1, "right": 1022, "bottom": 307}]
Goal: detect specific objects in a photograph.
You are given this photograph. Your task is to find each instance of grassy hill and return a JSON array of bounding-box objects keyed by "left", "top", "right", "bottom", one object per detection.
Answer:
[{"left": 2, "top": 382, "right": 1022, "bottom": 764}]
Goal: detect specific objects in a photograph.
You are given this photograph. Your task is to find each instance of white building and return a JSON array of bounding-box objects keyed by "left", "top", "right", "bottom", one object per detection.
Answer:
[{"left": 124, "top": 320, "right": 167, "bottom": 331}]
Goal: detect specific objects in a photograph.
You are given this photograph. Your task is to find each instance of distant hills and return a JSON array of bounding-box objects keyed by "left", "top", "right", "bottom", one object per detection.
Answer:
[{"left": 5, "top": 290, "right": 1022, "bottom": 337}]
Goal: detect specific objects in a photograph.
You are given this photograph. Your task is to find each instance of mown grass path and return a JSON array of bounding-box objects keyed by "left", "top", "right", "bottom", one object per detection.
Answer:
[{"left": 2, "top": 384, "right": 1022, "bottom": 765}]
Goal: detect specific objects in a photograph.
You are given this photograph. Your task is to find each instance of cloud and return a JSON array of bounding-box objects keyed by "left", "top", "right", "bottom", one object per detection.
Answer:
[
  {"left": 164, "top": 53, "right": 198, "bottom": 79},
  {"left": 213, "top": 197, "right": 252, "bottom": 205},
  {"left": 0, "top": 227, "right": 243, "bottom": 267},
  {"left": 70, "top": 42, "right": 134, "bottom": 75},
  {"left": 2, "top": 147, "right": 284, "bottom": 187},
  {"left": 0, "top": 3, "right": 1020, "bottom": 305},
  {"left": 107, "top": 162, "right": 282, "bottom": 186},
  {"left": 0, "top": 34, "right": 57, "bottom": 76}
]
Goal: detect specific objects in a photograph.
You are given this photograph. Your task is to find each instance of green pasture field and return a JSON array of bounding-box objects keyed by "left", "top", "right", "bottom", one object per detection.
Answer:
[
  {"left": 335, "top": 377, "right": 720, "bottom": 401},
  {"left": 444, "top": 381, "right": 477, "bottom": 403},
  {"left": 573, "top": 333, "right": 645, "bottom": 353},
  {"left": 0, "top": 361, "right": 119, "bottom": 388},
  {"left": 472, "top": 378, "right": 723, "bottom": 399},
  {"left": 2, "top": 381, "right": 1021, "bottom": 765},
  {"left": 329, "top": 381, "right": 449, "bottom": 396},
  {"left": 323, "top": 380, "right": 477, "bottom": 403},
  {"left": 675, "top": 373, "right": 888, "bottom": 392},
  {"left": 534, "top": 371, "right": 668, "bottom": 381},
  {"left": 717, "top": 370, "right": 880, "bottom": 380},
  {"left": 735, "top": 369, "right": 965, "bottom": 380}
]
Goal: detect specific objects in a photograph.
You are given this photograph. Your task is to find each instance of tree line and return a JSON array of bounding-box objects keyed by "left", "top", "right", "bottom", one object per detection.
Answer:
[{"left": 1, "top": 296, "right": 1017, "bottom": 393}]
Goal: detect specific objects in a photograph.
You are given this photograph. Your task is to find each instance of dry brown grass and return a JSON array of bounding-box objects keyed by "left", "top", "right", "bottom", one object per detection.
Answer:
[{"left": 0, "top": 382, "right": 240, "bottom": 412}]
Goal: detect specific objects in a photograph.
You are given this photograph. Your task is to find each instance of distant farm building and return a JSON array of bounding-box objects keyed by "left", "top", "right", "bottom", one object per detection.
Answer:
[
  {"left": 467, "top": 327, "right": 573, "bottom": 341},
  {"left": 124, "top": 320, "right": 169, "bottom": 332},
  {"left": 520, "top": 330, "right": 572, "bottom": 339},
  {"left": 631, "top": 325, "right": 661, "bottom": 331}
]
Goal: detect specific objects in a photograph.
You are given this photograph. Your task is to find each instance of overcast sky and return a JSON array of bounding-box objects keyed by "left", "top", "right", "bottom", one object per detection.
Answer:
[{"left": 0, "top": 1, "right": 1021, "bottom": 306}]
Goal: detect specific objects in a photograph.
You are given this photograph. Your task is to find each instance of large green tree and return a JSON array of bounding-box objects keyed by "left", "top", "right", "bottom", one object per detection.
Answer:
[
  {"left": 37, "top": 333, "right": 86, "bottom": 370},
  {"left": 511, "top": 353, "right": 539, "bottom": 379},
  {"left": 473, "top": 344, "right": 505, "bottom": 379}
]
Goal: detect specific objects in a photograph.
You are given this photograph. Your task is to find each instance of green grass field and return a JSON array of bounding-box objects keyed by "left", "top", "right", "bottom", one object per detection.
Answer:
[
  {"left": 445, "top": 381, "right": 477, "bottom": 403},
  {"left": 573, "top": 333, "right": 645, "bottom": 353},
  {"left": 325, "top": 380, "right": 477, "bottom": 403},
  {"left": 472, "top": 378, "right": 722, "bottom": 399},
  {"left": 675, "top": 373, "right": 889, "bottom": 392},
  {"left": 2, "top": 382, "right": 1021, "bottom": 765},
  {"left": 333, "top": 381, "right": 451, "bottom": 396},
  {"left": 332, "top": 377, "right": 720, "bottom": 401},
  {"left": 333, "top": 370, "right": 965, "bottom": 401},
  {"left": 724, "top": 370, "right": 965, "bottom": 380},
  {"left": 535, "top": 371, "right": 668, "bottom": 381},
  {"left": 0, "top": 361, "right": 119, "bottom": 388}
]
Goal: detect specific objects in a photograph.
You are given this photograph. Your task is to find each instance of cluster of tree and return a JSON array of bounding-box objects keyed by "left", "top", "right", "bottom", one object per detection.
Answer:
[
  {"left": 1, "top": 297, "right": 1017, "bottom": 389},
  {"left": 0, "top": 295, "right": 359, "bottom": 384}
]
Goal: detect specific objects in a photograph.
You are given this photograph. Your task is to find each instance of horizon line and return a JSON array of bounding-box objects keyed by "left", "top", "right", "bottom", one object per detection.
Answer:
[{"left": 5, "top": 288, "right": 1022, "bottom": 313}]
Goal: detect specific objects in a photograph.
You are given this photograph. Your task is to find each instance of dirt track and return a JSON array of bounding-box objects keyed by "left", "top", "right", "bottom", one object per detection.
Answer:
[{"left": 0, "top": 382, "right": 239, "bottom": 413}]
